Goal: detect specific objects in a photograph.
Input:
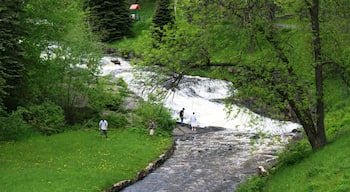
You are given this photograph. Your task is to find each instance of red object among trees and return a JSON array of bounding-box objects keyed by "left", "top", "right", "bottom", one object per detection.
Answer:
[{"left": 129, "top": 4, "right": 140, "bottom": 10}]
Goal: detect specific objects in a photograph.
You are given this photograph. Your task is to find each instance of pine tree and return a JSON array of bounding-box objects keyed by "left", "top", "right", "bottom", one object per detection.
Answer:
[
  {"left": 152, "top": 0, "right": 174, "bottom": 44},
  {"left": 0, "top": 0, "right": 26, "bottom": 110},
  {"left": 85, "top": 0, "right": 133, "bottom": 42}
]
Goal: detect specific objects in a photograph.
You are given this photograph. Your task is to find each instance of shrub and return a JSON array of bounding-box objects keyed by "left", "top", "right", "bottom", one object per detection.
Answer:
[
  {"left": 0, "top": 107, "right": 35, "bottom": 142},
  {"left": 100, "top": 112, "right": 128, "bottom": 129},
  {"left": 133, "top": 101, "right": 175, "bottom": 133},
  {"left": 89, "top": 77, "right": 128, "bottom": 112},
  {"left": 277, "top": 139, "right": 311, "bottom": 166},
  {"left": 236, "top": 175, "right": 267, "bottom": 192},
  {"left": 25, "top": 101, "right": 66, "bottom": 135}
]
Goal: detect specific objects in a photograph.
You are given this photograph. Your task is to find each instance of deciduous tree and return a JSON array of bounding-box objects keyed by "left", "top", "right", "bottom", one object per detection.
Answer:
[{"left": 139, "top": 0, "right": 350, "bottom": 150}]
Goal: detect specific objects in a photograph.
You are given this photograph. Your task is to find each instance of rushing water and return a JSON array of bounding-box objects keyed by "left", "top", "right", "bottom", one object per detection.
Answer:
[{"left": 101, "top": 56, "right": 301, "bottom": 192}]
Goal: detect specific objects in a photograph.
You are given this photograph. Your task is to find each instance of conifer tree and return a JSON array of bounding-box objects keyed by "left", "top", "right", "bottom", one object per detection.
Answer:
[
  {"left": 85, "top": 0, "right": 133, "bottom": 42},
  {"left": 0, "top": 0, "right": 26, "bottom": 110},
  {"left": 152, "top": 0, "right": 174, "bottom": 44}
]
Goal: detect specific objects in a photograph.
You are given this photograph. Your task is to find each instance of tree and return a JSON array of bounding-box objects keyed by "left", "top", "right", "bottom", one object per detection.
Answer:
[
  {"left": 21, "top": 0, "right": 103, "bottom": 124},
  {"left": 85, "top": 0, "right": 133, "bottom": 42},
  {"left": 307, "top": 0, "right": 326, "bottom": 149},
  {"left": 139, "top": 0, "right": 350, "bottom": 150},
  {"left": 0, "top": 0, "right": 26, "bottom": 111},
  {"left": 152, "top": 0, "right": 174, "bottom": 44}
]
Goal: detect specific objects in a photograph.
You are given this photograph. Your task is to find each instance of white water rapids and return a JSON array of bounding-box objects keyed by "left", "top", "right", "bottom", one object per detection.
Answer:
[
  {"left": 101, "top": 56, "right": 300, "bottom": 135},
  {"left": 101, "top": 56, "right": 302, "bottom": 192}
]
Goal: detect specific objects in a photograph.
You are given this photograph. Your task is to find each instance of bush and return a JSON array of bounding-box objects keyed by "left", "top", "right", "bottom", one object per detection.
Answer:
[
  {"left": 88, "top": 77, "right": 128, "bottom": 112},
  {"left": 236, "top": 175, "right": 267, "bottom": 192},
  {"left": 133, "top": 101, "right": 175, "bottom": 134},
  {"left": 277, "top": 139, "right": 311, "bottom": 166},
  {"left": 0, "top": 108, "right": 35, "bottom": 142},
  {"left": 100, "top": 112, "right": 128, "bottom": 129},
  {"left": 25, "top": 101, "right": 66, "bottom": 135}
]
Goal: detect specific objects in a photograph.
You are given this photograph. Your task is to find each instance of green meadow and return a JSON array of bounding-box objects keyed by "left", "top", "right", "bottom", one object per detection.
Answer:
[{"left": 0, "top": 128, "right": 173, "bottom": 191}]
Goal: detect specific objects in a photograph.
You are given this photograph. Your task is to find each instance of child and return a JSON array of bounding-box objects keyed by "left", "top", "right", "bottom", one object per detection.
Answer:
[{"left": 149, "top": 119, "right": 156, "bottom": 139}]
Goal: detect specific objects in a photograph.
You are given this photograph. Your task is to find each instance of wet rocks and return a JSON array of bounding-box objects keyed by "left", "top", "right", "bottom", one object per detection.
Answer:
[{"left": 120, "top": 127, "right": 291, "bottom": 192}]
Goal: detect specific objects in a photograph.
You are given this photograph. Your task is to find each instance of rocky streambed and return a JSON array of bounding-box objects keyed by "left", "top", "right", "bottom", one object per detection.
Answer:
[{"left": 110, "top": 125, "right": 299, "bottom": 192}]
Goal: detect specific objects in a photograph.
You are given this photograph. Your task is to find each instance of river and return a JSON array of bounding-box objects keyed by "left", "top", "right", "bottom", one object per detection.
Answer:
[{"left": 101, "top": 56, "right": 301, "bottom": 192}]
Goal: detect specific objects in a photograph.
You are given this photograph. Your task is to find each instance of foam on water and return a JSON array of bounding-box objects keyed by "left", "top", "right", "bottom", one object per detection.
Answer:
[{"left": 101, "top": 57, "right": 301, "bottom": 135}]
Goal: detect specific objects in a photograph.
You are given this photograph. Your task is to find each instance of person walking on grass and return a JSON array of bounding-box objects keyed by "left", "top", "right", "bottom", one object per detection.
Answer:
[
  {"left": 149, "top": 119, "right": 156, "bottom": 139},
  {"left": 99, "top": 119, "right": 108, "bottom": 138},
  {"left": 190, "top": 112, "right": 197, "bottom": 131}
]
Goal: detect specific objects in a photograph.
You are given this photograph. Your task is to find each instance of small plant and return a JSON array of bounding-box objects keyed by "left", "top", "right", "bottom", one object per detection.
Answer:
[
  {"left": 236, "top": 175, "right": 267, "bottom": 192},
  {"left": 277, "top": 139, "right": 311, "bottom": 166}
]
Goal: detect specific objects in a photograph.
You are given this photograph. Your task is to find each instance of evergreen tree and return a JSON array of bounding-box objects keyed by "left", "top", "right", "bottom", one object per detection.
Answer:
[
  {"left": 152, "top": 0, "right": 174, "bottom": 44},
  {"left": 85, "top": 0, "right": 133, "bottom": 42},
  {"left": 0, "top": 0, "right": 26, "bottom": 111}
]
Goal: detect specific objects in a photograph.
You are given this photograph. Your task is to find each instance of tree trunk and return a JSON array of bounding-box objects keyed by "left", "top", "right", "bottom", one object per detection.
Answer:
[
  {"left": 307, "top": 0, "right": 327, "bottom": 149},
  {"left": 262, "top": 0, "right": 327, "bottom": 150}
]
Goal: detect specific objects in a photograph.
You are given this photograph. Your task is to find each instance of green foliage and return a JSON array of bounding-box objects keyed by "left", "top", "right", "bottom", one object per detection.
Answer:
[
  {"left": 101, "top": 112, "right": 128, "bottom": 129},
  {"left": 256, "top": 74, "right": 350, "bottom": 191},
  {"left": 110, "top": 1, "right": 156, "bottom": 55},
  {"left": 152, "top": 0, "right": 174, "bottom": 44},
  {"left": 262, "top": 127, "right": 350, "bottom": 192},
  {"left": 133, "top": 101, "right": 175, "bottom": 134},
  {"left": 85, "top": 0, "right": 134, "bottom": 42},
  {"left": 277, "top": 139, "right": 311, "bottom": 166},
  {"left": 0, "top": 0, "right": 26, "bottom": 111},
  {"left": 25, "top": 101, "right": 66, "bottom": 135},
  {"left": 18, "top": 0, "right": 103, "bottom": 125},
  {"left": 137, "top": 0, "right": 350, "bottom": 149},
  {"left": 0, "top": 108, "right": 34, "bottom": 142},
  {"left": 88, "top": 77, "right": 128, "bottom": 113},
  {"left": 236, "top": 175, "right": 267, "bottom": 192}
]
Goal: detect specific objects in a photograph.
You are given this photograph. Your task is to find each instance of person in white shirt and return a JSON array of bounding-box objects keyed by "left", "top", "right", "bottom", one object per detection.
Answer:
[
  {"left": 99, "top": 119, "right": 108, "bottom": 138},
  {"left": 190, "top": 112, "right": 197, "bottom": 131}
]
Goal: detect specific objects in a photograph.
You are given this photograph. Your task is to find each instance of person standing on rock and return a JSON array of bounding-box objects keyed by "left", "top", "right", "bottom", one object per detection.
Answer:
[
  {"left": 99, "top": 119, "right": 108, "bottom": 138},
  {"left": 149, "top": 119, "right": 156, "bottom": 139},
  {"left": 179, "top": 108, "right": 185, "bottom": 125},
  {"left": 190, "top": 112, "right": 197, "bottom": 131}
]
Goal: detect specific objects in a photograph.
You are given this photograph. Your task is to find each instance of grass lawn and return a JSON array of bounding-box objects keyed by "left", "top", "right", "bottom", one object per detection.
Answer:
[{"left": 0, "top": 128, "right": 173, "bottom": 191}]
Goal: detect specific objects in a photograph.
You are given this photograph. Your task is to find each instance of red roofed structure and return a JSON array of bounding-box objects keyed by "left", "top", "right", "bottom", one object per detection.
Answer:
[
  {"left": 129, "top": 4, "right": 140, "bottom": 20},
  {"left": 129, "top": 4, "right": 140, "bottom": 10}
]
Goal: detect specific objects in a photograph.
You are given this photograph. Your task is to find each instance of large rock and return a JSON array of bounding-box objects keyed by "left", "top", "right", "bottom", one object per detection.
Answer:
[{"left": 120, "top": 94, "right": 141, "bottom": 111}]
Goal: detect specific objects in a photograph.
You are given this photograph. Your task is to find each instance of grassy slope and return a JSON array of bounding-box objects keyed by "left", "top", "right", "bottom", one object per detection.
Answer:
[
  {"left": 261, "top": 79, "right": 350, "bottom": 192},
  {"left": 0, "top": 128, "right": 173, "bottom": 191},
  {"left": 265, "top": 132, "right": 350, "bottom": 192}
]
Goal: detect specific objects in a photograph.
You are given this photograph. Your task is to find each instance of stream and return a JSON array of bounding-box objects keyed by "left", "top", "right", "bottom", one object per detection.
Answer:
[{"left": 101, "top": 56, "right": 301, "bottom": 192}]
